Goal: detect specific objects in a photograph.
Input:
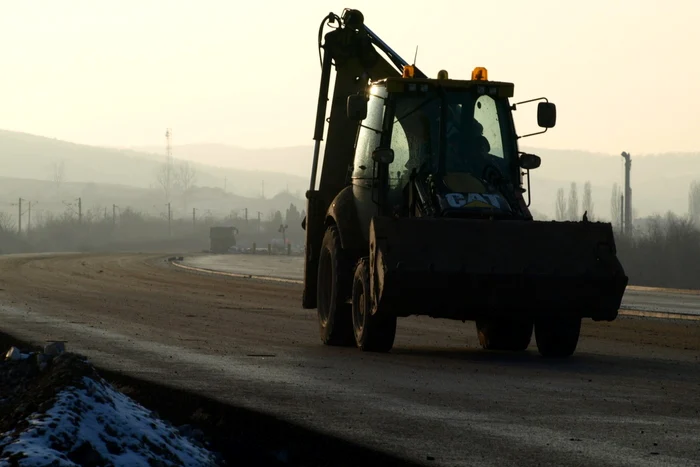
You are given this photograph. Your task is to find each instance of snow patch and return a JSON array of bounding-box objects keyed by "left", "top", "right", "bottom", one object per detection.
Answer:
[{"left": 0, "top": 376, "right": 219, "bottom": 467}]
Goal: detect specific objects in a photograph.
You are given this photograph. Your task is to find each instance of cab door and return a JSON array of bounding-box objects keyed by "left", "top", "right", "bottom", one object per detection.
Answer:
[{"left": 352, "top": 86, "right": 388, "bottom": 239}]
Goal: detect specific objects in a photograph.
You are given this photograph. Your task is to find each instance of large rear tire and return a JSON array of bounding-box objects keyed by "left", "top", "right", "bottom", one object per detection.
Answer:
[
  {"left": 534, "top": 316, "right": 581, "bottom": 358},
  {"left": 316, "top": 225, "right": 355, "bottom": 346},
  {"left": 351, "top": 258, "right": 397, "bottom": 352},
  {"left": 476, "top": 319, "right": 533, "bottom": 352}
]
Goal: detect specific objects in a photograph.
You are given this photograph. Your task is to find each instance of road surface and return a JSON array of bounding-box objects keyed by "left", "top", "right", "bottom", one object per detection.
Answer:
[
  {"left": 0, "top": 252, "right": 698, "bottom": 466},
  {"left": 181, "top": 253, "right": 700, "bottom": 318}
]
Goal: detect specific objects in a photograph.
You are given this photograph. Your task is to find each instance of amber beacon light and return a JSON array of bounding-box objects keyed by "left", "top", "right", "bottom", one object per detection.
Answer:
[{"left": 471, "top": 67, "right": 488, "bottom": 81}]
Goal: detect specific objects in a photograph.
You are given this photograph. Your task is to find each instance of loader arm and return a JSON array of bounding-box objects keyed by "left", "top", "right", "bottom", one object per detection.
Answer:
[{"left": 303, "top": 9, "right": 423, "bottom": 308}]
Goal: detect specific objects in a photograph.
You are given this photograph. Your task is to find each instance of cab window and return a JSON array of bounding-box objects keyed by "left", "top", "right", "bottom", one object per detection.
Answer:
[{"left": 352, "top": 87, "right": 387, "bottom": 180}]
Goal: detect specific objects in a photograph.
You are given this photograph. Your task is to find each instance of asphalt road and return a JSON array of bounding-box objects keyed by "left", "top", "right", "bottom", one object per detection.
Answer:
[{"left": 0, "top": 253, "right": 699, "bottom": 466}]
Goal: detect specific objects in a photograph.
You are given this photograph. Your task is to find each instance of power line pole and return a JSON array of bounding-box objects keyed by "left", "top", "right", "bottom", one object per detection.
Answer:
[
  {"left": 165, "top": 128, "right": 173, "bottom": 203},
  {"left": 17, "top": 197, "right": 22, "bottom": 234},
  {"left": 278, "top": 223, "right": 288, "bottom": 247},
  {"left": 168, "top": 202, "right": 172, "bottom": 237},
  {"left": 28, "top": 201, "right": 32, "bottom": 233}
]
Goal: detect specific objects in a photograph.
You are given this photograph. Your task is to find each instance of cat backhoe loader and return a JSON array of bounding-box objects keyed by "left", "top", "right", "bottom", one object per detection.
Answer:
[{"left": 301, "top": 8, "right": 628, "bottom": 357}]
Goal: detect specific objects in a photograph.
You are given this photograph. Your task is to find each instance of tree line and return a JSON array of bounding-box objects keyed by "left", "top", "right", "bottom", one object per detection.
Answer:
[
  {"left": 554, "top": 181, "right": 594, "bottom": 221},
  {"left": 551, "top": 179, "right": 700, "bottom": 290},
  {"left": 0, "top": 201, "right": 307, "bottom": 255}
]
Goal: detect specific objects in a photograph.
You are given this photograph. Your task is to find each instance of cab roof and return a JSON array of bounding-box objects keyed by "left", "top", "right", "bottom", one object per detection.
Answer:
[{"left": 373, "top": 76, "right": 515, "bottom": 98}]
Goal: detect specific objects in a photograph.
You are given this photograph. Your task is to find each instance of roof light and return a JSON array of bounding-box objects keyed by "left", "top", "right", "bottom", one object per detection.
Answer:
[
  {"left": 471, "top": 67, "right": 488, "bottom": 81},
  {"left": 437, "top": 69, "right": 449, "bottom": 80},
  {"left": 402, "top": 65, "right": 415, "bottom": 78}
]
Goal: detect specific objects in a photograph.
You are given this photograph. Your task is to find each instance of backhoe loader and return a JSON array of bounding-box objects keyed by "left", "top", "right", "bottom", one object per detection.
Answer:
[{"left": 301, "top": 8, "right": 628, "bottom": 357}]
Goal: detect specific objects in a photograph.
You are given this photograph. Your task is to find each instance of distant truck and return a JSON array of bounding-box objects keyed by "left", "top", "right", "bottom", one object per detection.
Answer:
[{"left": 209, "top": 227, "right": 238, "bottom": 254}]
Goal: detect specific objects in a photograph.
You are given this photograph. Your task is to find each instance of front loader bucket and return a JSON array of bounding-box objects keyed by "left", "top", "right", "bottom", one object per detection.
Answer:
[{"left": 368, "top": 216, "right": 628, "bottom": 322}]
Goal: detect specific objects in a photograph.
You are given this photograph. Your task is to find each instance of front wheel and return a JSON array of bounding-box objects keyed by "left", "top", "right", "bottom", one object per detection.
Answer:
[
  {"left": 316, "top": 225, "right": 355, "bottom": 346},
  {"left": 534, "top": 316, "right": 581, "bottom": 358},
  {"left": 351, "top": 258, "right": 397, "bottom": 352}
]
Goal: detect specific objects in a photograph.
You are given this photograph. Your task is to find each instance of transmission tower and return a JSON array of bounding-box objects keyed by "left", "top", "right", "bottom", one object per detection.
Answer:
[{"left": 165, "top": 128, "right": 173, "bottom": 162}]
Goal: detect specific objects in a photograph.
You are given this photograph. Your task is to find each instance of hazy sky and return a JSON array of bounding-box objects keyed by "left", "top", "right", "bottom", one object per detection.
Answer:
[{"left": 1, "top": 0, "right": 698, "bottom": 157}]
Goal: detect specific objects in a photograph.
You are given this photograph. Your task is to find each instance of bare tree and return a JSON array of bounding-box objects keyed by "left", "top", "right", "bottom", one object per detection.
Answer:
[
  {"left": 567, "top": 182, "right": 579, "bottom": 221},
  {"left": 582, "top": 181, "right": 594, "bottom": 220},
  {"left": 689, "top": 180, "right": 700, "bottom": 226},
  {"left": 555, "top": 188, "right": 567, "bottom": 221},
  {"left": 52, "top": 160, "right": 66, "bottom": 196},
  {"left": 175, "top": 161, "right": 197, "bottom": 209},
  {"left": 156, "top": 156, "right": 176, "bottom": 203},
  {"left": 610, "top": 183, "right": 621, "bottom": 231},
  {"left": 0, "top": 212, "right": 15, "bottom": 232}
]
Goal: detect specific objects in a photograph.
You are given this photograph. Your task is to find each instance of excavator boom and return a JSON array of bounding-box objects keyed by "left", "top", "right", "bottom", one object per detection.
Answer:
[{"left": 303, "top": 9, "right": 424, "bottom": 307}]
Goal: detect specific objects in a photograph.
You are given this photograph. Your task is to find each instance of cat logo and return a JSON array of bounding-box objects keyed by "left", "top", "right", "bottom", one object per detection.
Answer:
[{"left": 445, "top": 192, "right": 503, "bottom": 210}]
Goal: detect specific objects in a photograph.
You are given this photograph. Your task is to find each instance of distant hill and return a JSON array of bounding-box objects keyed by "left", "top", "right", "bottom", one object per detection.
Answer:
[
  {"left": 129, "top": 143, "right": 314, "bottom": 179},
  {"left": 0, "top": 130, "right": 308, "bottom": 199},
  {"left": 2, "top": 128, "right": 699, "bottom": 222},
  {"left": 523, "top": 146, "right": 700, "bottom": 221}
]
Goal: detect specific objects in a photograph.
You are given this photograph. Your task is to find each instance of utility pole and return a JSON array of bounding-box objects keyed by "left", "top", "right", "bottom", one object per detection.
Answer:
[
  {"left": 621, "top": 152, "right": 632, "bottom": 236},
  {"left": 17, "top": 197, "right": 22, "bottom": 234},
  {"left": 168, "top": 202, "right": 172, "bottom": 237},
  {"left": 28, "top": 201, "right": 32, "bottom": 233},
  {"left": 278, "top": 223, "right": 288, "bottom": 247}
]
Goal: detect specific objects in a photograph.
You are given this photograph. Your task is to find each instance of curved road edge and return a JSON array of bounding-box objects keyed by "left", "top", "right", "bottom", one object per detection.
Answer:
[{"left": 170, "top": 255, "right": 700, "bottom": 322}]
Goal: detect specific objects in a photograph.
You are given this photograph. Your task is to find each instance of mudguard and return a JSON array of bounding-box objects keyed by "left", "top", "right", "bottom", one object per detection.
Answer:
[
  {"left": 326, "top": 186, "right": 365, "bottom": 252},
  {"left": 368, "top": 216, "right": 628, "bottom": 321}
]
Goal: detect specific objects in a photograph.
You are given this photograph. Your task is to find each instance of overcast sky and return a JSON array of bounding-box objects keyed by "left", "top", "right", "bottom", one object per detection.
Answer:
[{"left": 1, "top": 0, "right": 697, "bottom": 157}]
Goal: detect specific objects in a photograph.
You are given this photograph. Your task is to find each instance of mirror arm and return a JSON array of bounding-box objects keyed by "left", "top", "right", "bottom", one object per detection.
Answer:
[
  {"left": 526, "top": 169, "right": 532, "bottom": 207},
  {"left": 513, "top": 96, "right": 549, "bottom": 106},
  {"left": 517, "top": 128, "right": 548, "bottom": 139}
]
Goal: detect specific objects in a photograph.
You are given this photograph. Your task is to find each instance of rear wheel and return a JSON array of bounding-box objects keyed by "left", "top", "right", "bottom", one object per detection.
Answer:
[
  {"left": 316, "top": 225, "right": 355, "bottom": 346},
  {"left": 351, "top": 258, "right": 397, "bottom": 352},
  {"left": 534, "top": 316, "right": 581, "bottom": 358},
  {"left": 476, "top": 319, "right": 533, "bottom": 352}
]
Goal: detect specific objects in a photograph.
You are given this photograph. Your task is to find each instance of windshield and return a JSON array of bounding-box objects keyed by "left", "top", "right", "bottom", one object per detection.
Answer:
[{"left": 389, "top": 89, "right": 516, "bottom": 188}]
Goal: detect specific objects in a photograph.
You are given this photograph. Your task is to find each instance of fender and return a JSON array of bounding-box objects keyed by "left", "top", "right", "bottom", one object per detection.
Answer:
[{"left": 326, "top": 185, "right": 365, "bottom": 252}]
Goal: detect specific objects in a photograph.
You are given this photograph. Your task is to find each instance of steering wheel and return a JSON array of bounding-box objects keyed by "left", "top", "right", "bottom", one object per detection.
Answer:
[{"left": 481, "top": 162, "right": 505, "bottom": 186}]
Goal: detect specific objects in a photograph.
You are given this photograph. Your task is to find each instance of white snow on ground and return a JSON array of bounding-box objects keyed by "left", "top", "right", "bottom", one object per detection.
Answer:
[{"left": 0, "top": 376, "right": 219, "bottom": 467}]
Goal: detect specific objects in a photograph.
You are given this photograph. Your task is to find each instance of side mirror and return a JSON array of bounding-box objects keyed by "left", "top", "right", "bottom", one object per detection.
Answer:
[
  {"left": 347, "top": 94, "right": 368, "bottom": 121},
  {"left": 372, "top": 147, "right": 394, "bottom": 164},
  {"left": 519, "top": 153, "right": 541, "bottom": 170},
  {"left": 537, "top": 102, "right": 556, "bottom": 128}
]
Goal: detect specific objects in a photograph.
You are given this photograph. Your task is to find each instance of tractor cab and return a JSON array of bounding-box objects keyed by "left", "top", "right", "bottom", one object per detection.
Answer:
[{"left": 347, "top": 67, "right": 554, "bottom": 222}]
